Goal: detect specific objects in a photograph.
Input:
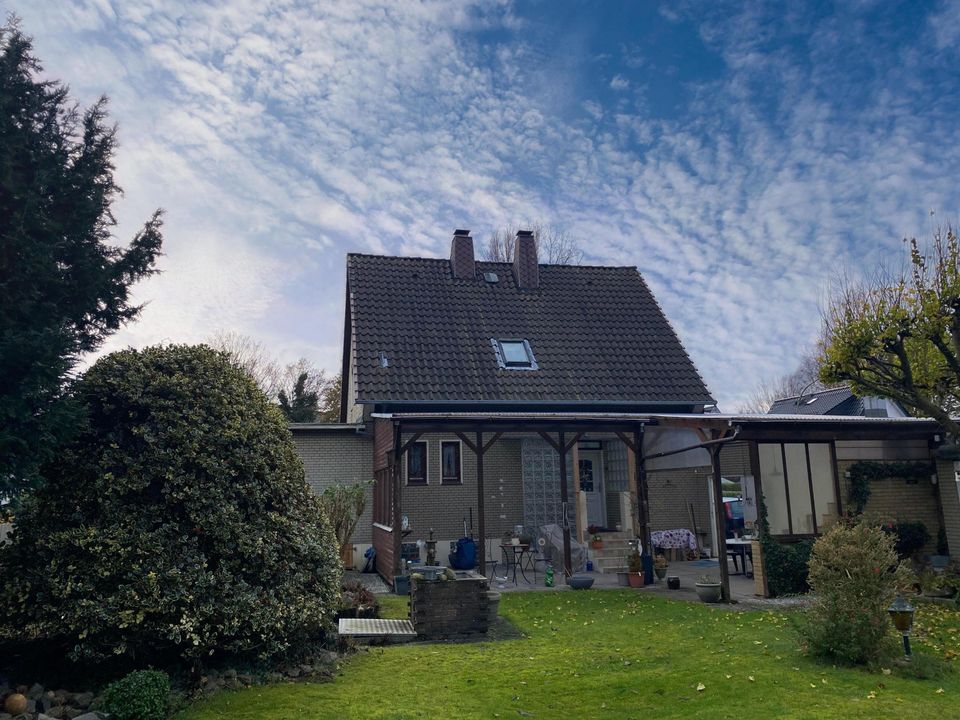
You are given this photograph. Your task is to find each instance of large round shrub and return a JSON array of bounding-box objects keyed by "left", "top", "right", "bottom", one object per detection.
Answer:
[
  {"left": 800, "top": 519, "right": 910, "bottom": 665},
  {"left": 0, "top": 345, "right": 341, "bottom": 665}
]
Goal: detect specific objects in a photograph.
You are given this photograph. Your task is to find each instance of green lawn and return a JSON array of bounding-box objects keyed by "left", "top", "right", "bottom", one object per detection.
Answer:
[{"left": 177, "top": 591, "right": 959, "bottom": 720}]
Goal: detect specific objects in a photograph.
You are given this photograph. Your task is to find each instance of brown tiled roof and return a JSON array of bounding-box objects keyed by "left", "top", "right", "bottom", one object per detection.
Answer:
[{"left": 346, "top": 254, "right": 713, "bottom": 407}]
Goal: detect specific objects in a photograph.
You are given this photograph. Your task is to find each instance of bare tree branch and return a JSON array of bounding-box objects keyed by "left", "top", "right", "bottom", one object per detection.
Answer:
[{"left": 480, "top": 222, "right": 584, "bottom": 265}]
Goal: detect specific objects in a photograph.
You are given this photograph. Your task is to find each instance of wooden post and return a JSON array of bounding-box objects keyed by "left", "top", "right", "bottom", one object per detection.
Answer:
[
  {"left": 558, "top": 430, "right": 573, "bottom": 581},
  {"left": 625, "top": 437, "right": 639, "bottom": 536},
  {"left": 572, "top": 441, "right": 584, "bottom": 544},
  {"left": 634, "top": 425, "right": 653, "bottom": 584},
  {"left": 476, "top": 430, "right": 486, "bottom": 577},
  {"left": 710, "top": 442, "right": 731, "bottom": 603}
]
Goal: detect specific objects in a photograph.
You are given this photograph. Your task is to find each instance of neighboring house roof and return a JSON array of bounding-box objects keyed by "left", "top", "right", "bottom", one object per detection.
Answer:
[
  {"left": 768, "top": 386, "right": 905, "bottom": 417},
  {"left": 345, "top": 252, "right": 713, "bottom": 407}
]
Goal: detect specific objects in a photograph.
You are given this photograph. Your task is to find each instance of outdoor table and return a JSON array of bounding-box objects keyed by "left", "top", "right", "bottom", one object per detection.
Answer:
[
  {"left": 725, "top": 538, "right": 753, "bottom": 577},
  {"left": 499, "top": 543, "right": 532, "bottom": 584},
  {"left": 650, "top": 529, "right": 698, "bottom": 557}
]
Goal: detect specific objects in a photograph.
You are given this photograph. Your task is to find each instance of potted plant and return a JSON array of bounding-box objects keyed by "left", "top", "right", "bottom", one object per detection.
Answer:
[
  {"left": 695, "top": 575, "right": 722, "bottom": 603},
  {"left": 653, "top": 554, "right": 668, "bottom": 579},
  {"left": 627, "top": 548, "right": 644, "bottom": 588},
  {"left": 588, "top": 524, "right": 604, "bottom": 549}
]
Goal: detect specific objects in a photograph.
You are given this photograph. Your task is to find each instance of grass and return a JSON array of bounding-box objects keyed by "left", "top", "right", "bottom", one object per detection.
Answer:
[{"left": 177, "top": 590, "right": 959, "bottom": 720}]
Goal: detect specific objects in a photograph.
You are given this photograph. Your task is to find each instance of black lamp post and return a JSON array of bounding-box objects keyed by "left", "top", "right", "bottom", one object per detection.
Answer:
[{"left": 887, "top": 595, "right": 916, "bottom": 661}]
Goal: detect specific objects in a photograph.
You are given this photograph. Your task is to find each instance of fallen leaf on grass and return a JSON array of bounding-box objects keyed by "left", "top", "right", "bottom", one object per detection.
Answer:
[{"left": 696, "top": 683, "right": 706, "bottom": 692}]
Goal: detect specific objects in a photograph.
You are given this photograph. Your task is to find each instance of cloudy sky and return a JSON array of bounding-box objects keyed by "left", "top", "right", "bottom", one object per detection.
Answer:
[{"left": 8, "top": 0, "right": 960, "bottom": 408}]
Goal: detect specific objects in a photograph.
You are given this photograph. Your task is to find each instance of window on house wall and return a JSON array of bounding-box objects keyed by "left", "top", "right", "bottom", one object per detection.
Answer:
[
  {"left": 441, "top": 441, "right": 462, "bottom": 484},
  {"left": 758, "top": 442, "right": 838, "bottom": 536},
  {"left": 406, "top": 441, "right": 428, "bottom": 486}
]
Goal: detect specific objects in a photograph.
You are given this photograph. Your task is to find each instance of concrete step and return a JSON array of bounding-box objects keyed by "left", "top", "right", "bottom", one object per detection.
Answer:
[
  {"left": 595, "top": 531, "right": 635, "bottom": 540},
  {"left": 594, "top": 556, "right": 630, "bottom": 571}
]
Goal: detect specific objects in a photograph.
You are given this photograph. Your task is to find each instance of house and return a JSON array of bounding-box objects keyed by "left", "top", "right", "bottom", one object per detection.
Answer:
[
  {"left": 769, "top": 386, "right": 908, "bottom": 418},
  {"left": 293, "top": 229, "right": 960, "bottom": 595},
  {"left": 295, "top": 229, "right": 719, "bottom": 578}
]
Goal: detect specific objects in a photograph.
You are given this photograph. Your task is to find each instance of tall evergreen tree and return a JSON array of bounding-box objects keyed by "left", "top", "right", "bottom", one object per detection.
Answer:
[
  {"left": 0, "top": 20, "right": 162, "bottom": 499},
  {"left": 278, "top": 371, "right": 320, "bottom": 422}
]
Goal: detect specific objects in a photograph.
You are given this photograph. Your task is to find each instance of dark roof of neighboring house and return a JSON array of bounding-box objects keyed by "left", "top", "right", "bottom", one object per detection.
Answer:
[
  {"left": 345, "top": 254, "right": 714, "bottom": 407},
  {"left": 768, "top": 386, "right": 861, "bottom": 415}
]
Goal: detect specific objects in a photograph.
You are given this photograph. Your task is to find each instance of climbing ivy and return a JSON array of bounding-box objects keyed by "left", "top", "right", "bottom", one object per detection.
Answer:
[
  {"left": 846, "top": 460, "right": 935, "bottom": 515},
  {"left": 756, "top": 493, "right": 812, "bottom": 597}
]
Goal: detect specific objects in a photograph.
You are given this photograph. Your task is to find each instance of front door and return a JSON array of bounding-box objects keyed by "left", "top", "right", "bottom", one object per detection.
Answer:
[{"left": 579, "top": 451, "right": 606, "bottom": 528}]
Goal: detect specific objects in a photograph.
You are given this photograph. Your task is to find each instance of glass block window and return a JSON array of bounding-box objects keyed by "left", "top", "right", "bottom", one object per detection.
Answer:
[{"left": 521, "top": 438, "right": 574, "bottom": 530}]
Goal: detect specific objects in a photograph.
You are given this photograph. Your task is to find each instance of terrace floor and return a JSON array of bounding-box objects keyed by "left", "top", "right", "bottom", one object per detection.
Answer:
[{"left": 349, "top": 556, "right": 785, "bottom": 607}]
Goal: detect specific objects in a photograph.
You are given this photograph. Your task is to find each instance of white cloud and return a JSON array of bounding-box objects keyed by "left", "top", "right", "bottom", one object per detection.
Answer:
[
  {"left": 6, "top": 0, "right": 960, "bottom": 409},
  {"left": 609, "top": 74, "right": 630, "bottom": 91}
]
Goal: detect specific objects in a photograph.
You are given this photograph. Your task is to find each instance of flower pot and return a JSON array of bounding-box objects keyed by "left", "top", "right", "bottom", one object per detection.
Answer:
[
  {"left": 695, "top": 582, "right": 723, "bottom": 603},
  {"left": 590, "top": 540, "right": 604, "bottom": 550},
  {"left": 667, "top": 576, "right": 680, "bottom": 590},
  {"left": 616, "top": 571, "right": 630, "bottom": 587},
  {"left": 627, "top": 572, "right": 644, "bottom": 588},
  {"left": 654, "top": 567, "right": 667, "bottom": 579},
  {"left": 569, "top": 575, "right": 595, "bottom": 590}
]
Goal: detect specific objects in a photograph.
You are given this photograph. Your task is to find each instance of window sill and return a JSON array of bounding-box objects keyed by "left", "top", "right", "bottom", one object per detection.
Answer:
[
  {"left": 441, "top": 479, "right": 463, "bottom": 486},
  {"left": 406, "top": 480, "right": 427, "bottom": 487}
]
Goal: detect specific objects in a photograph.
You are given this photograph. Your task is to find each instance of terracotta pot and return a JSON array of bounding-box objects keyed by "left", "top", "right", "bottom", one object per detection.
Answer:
[
  {"left": 627, "top": 572, "right": 644, "bottom": 588},
  {"left": 4, "top": 694, "right": 27, "bottom": 716},
  {"left": 590, "top": 540, "right": 604, "bottom": 550}
]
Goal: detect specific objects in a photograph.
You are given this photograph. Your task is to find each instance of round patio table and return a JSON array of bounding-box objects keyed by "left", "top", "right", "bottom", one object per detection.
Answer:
[{"left": 499, "top": 543, "right": 532, "bottom": 584}]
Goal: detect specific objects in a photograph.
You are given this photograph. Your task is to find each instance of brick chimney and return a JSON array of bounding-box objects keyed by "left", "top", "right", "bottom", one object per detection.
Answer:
[
  {"left": 450, "top": 229, "right": 475, "bottom": 280},
  {"left": 512, "top": 229, "right": 539, "bottom": 289}
]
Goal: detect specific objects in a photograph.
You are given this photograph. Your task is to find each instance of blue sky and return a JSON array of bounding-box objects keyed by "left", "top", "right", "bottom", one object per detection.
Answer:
[{"left": 8, "top": 0, "right": 960, "bottom": 408}]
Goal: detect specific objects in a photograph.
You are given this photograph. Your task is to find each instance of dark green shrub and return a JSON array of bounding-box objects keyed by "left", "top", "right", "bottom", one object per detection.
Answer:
[
  {"left": 762, "top": 538, "right": 813, "bottom": 597},
  {"left": 881, "top": 520, "right": 930, "bottom": 559},
  {"left": 102, "top": 670, "right": 170, "bottom": 720},
  {"left": 0, "top": 345, "right": 341, "bottom": 665},
  {"left": 756, "top": 493, "right": 811, "bottom": 597},
  {"left": 800, "top": 520, "right": 910, "bottom": 665}
]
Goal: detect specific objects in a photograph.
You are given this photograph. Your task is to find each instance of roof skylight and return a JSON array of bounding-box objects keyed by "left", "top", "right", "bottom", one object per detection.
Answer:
[{"left": 491, "top": 338, "right": 538, "bottom": 370}]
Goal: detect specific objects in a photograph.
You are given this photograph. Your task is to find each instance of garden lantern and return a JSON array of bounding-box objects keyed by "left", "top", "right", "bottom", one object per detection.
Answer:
[{"left": 887, "top": 595, "right": 915, "bottom": 660}]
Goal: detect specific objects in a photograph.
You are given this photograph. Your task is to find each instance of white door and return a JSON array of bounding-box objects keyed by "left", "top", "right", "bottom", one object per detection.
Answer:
[{"left": 579, "top": 451, "right": 606, "bottom": 528}]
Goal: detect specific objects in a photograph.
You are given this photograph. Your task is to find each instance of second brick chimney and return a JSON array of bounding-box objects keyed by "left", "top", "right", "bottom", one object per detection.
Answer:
[
  {"left": 450, "top": 229, "right": 475, "bottom": 280},
  {"left": 512, "top": 230, "right": 539, "bottom": 289}
]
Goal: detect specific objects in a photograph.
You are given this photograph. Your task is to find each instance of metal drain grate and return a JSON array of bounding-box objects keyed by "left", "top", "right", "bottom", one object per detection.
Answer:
[{"left": 338, "top": 618, "right": 417, "bottom": 638}]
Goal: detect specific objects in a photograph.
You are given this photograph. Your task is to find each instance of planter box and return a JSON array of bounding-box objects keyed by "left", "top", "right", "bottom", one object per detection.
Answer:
[
  {"left": 627, "top": 572, "right": 644, "bottom": 588},
  {"left": 411, "top": 571, "right": 489, "bottom": 639},
  {"left": 695, "top": 582, "right": 722, "bottom": 603}
]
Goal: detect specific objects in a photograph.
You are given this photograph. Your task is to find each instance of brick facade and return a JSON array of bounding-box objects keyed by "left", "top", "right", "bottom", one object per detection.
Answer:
[
  {"left": 401, "top": 433, "right": 524, "bottom": 541},
  {"left": 835, "top": 439, "right": 941, "bottom": 552},
  {"left": 937, "top": 459, "right": 960, "bottom": 556},
  {"left": 292, "top": 428, "right": 374, "bottom": 542},
  {"left": 646, "top": 465, "right": 713, "bottom": 553}
]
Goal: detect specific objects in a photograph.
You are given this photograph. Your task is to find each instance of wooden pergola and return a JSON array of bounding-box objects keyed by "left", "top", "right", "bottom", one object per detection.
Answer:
[{"left": 369, "top": 411, "right": 942, "bottom": 603}]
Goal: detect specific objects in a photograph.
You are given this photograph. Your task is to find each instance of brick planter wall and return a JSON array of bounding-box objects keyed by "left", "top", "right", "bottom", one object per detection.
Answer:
[{"left": 410, "top": 572, "right": 490, "bottom": 638}]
